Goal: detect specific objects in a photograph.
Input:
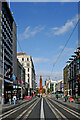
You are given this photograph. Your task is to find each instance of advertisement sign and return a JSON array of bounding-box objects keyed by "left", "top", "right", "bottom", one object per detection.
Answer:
[
  {"left": 60, "top": 83, "right": 64, "bottom": 88},
  {"left": 13, "top": 85, "right": 17, "bottom": 89}
]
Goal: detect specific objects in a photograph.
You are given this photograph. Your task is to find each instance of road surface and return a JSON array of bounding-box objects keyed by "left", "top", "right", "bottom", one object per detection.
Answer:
[{"left": 0, "top": 97, "right": 80, "bottom": 120}]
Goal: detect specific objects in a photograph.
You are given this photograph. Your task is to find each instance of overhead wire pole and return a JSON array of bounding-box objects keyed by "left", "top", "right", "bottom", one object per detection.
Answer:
[
  {"left": 2, "top": 47, "right": 4, "bottom": 104},
  {"left": 9, "top": 0, "right": 10, "bottom": 9},
  {"left": 78, "top": 1, "right": 80, "bottom": 47},
  {"left": 50, "top": 18, "right": 80, "bottom": 78},
  {"left": 78, "top": 1, "right": 80, "bottom": 96}
]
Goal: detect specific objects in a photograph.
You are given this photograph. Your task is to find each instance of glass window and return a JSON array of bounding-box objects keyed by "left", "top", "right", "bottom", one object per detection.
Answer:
[
  {"left": 22, "top": 58, "right": 24, "bottom": 61},
  {"left": 27, "top": 63, "right": 29, "bottom": 66},
  {"left": 28, "top": 74, "right": 29, "bottom": 77},
  {"left": 28, "top": 78, "right": 29, "bottom": 83},
  {"left": 27, "top": 58, "right": 29, "bottom": 61},
  {"left": 28, "top": 68, "right": 29, "bottom": 72}
]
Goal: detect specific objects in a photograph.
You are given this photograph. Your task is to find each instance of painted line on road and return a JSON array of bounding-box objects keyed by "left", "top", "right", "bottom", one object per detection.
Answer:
[
  {"left": 0, "top": 98, "right": 37, "bottom": 119},
  {"left": 15, "top": 98, "right": 40, "bottom": 120},
  {"left": 23, "top": 98, "right": 40, "bottom": 119},
  {"left": 45, "top": 98, "right": 61, "bottom": 120},
  {"left": 45, "top": 98, "right": 68, "bottom": 120},
  {"left": 50, "top": 98, "right": 80, "bottom": 119},
  {"left": 40, "top": 98, "right": 45, "bottom": 120}
]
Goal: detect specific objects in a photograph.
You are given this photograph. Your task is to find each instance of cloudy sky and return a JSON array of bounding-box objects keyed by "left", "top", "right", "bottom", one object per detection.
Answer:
[{"left": 10, "top": 2, "right": 78, "bottom": 86}]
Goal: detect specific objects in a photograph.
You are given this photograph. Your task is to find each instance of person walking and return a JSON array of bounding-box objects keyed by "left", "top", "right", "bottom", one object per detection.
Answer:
[
  {"left": 17, "top": 94, "right": 19, "bottom": 103},
  {"left": 9, "top": 95, "right": 11, "bottom": 104},
  {"left": 56, "top": 94, "right": 58, "bottom": 99},
  {"left": 65, "top": 95, "right": 67, "bottom": 102},
  {"left": 13, "top": 95, "right": 16, "bottom": 104}
]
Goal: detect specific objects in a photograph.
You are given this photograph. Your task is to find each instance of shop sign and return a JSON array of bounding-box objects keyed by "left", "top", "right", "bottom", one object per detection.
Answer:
[{"left": 13, "top": 85, "right": 17, "bottom": 89}]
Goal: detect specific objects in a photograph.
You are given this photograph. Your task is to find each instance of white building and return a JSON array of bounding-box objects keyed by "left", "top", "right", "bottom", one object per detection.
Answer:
[
  {"left": 45, "top": 80, "right": 56, "bottom": 93},
  {"left": 55, "top": 80, "right": 64, "bottom": 93},
  {"left": 17, "top": 53, "right": 36, "bottom": 96}
]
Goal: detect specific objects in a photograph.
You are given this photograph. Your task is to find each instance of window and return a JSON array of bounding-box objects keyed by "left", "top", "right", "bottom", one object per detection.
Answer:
[
  {"left": 27, "top": 63, "right": 29, "bottom": 66},
  {"left": 28, "top": 84, "right": 29, "bottom": 88},
  {"left": 27, "top": 58, "right": 29, "bottom": 61},
  {"left": 28, "top": 68, "right": 29, "bottom": 72},
  {"left": 28, "top": 74, "right": 29, "bottom": 77},
  {"left": 22, "top": 58, "right": 24, "bottom": 61}
]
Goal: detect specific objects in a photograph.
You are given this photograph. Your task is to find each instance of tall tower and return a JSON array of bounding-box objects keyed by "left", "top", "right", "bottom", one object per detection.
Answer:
[{"left": 40, "top": 76, "right": 43, "bottom": 92}]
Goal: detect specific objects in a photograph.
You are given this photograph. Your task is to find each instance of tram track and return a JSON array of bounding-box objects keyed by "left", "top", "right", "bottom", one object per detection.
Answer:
[
  {"left": 47, "top": 98, "right": 80, "bottom": 120},
  {"left": 1, "top": 97, "right": 38, "bottom": 120}
]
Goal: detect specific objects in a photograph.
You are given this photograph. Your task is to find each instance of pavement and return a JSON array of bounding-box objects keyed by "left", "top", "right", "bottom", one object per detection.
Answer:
[{"left": 55, "top": 97, "right": 80, "bottom": 110}]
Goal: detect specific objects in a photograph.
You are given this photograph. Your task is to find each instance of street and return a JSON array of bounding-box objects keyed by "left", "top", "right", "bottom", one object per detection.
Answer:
[{"left": 0, "top": 97, "right": 80, "bottom": 120}]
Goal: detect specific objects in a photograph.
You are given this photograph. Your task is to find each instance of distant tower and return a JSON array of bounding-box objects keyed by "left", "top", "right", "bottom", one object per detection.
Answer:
[{"left": 40, "top": 76, "right": 43, "bottom": 90}]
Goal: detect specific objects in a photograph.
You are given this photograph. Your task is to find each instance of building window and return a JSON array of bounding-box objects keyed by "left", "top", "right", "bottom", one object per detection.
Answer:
[
  {"left": 27, "top": 58, "right": 29, "bottom": 61},
  {"left": 28, "top": 78, "right": 29, "bottom": 83},
  {"left": 28, "top": 68, "right": 29, "bottom": 72},
  {"left": 28, "top": 84, "right": 29, "bottom": 88},
  {"left": 28, "top": 74, "right": 29, "bottom": 77},
  {"left": 22, "top": 58, "right": 24, "bottom": 61},
  {"left": 27, "top": 63, "right": 29, "bottom": 67}
]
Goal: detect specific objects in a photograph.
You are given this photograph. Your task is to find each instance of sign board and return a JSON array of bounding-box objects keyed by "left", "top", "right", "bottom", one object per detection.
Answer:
[{"left": 13, "top": 85, "right": 17, "bottom": 89}]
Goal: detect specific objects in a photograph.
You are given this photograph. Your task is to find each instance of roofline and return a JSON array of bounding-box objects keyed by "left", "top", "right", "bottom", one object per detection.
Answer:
[{"left": 2, "top": 0, "right": 16, "bottom": 25}]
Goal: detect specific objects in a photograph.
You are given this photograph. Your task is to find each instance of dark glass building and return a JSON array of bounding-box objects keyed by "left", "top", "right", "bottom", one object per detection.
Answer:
[
  {"left": 0, "top": 1, "right": 17, "bottom": 104},
  {"left": 64, "top": 47, "right": 80, "bottom": 98}
]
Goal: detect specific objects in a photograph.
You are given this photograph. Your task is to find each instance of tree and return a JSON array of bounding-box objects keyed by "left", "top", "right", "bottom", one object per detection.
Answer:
[
  {"left": 42, "top": 89, "right": 46, "bottom": 94},
  {"left": 47, "top": 88, "right": 51, "bottom": 93}
]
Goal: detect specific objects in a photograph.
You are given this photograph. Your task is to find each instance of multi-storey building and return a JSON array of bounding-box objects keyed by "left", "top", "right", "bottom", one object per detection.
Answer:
[
  {"left": 17, "top": 52, "right": 36, "bottom": 96},
  {"left": 55, "top": 80, "right": 63, "bottom": 93},
  {"left": 63, "top": 65, "right": 69, "bottom": 96},
  {"left": 0, "top": 1, "right": 17, "bottom": 104},
  {"left": 17, "top": 59, "right": 25, "bottom": 99},
  {"left": 64, "top": 47, "right": 80, "bottom": 98},
  {"left": 45, "top": 79, "right": 56, "bottom": 93}
]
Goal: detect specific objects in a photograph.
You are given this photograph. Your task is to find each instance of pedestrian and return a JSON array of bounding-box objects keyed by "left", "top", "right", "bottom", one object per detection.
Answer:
[
  {"left": 13, "top": 95, "right": 16, "bottom": 104},
  {"left": 56, "top": 95, "right": 58, "bottom": 99},
  {"left": 9, "top": 95, "right": 11, "bottom": 104},
  {"left": 65, "top": 95, "right": 67, "bottom": 102},
  {"left": 17, "top": 94, "right": 19, "bottom": 103}
]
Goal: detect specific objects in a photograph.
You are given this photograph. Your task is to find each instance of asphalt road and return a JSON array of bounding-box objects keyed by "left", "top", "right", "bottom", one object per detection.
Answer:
[{"left": 1, "top": 97, "right": 80, "bottom": 120}]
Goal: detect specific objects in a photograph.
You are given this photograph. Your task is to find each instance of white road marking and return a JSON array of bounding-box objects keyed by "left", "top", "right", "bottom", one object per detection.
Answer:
[
  {"left": 40, "top": 98, "right": 45, "bottom": 120},
  {"left": 0, "top": 98, "right": 37, "bottom": 119},
  {"left": 16, "top": 98, "right": 40, "bottom": 120},
  {"left": 24, "top": 98, "right": 40, "bottom": 119},
  {"left": 50, "top": 98, "right": 80, "bottom": 119},
  {"left": 45, "top": 98, "right": 61, "bottom": 120},
  {"left": 45, "top": 98, "right": 68, "bottom": 120}
]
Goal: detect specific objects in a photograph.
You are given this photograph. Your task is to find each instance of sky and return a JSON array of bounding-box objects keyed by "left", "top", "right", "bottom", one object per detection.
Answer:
[{"left": 9, "top": 2, "right": 78, "bottom": 86}]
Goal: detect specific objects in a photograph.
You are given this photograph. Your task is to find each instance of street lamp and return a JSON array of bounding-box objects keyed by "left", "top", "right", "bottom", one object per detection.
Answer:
[{"left": 2, "top": 47, "right": 4, "bottom": 104}]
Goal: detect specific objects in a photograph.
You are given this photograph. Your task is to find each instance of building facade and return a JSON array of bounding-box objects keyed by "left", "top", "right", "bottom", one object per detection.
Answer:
[
  {"left": 17, "top": 53, "right": 36, "bottom": 96},
  {"left": 45, "top": 79, "right": 56, "bottom": 93},
  {"left": 17, "top": 59, "right": 25, "bottom": 99},
  {"left": 63, "top": 65, "right": 69, "bottom": 96},
  {"left": 63, "top": 47, "right": 80, "bottom": 98},
  {"left": 0, "top": 1, "right": 17, "bottom": 104},
  {"left": 55, "top": 80, "right": 63, "bottom": 94}
]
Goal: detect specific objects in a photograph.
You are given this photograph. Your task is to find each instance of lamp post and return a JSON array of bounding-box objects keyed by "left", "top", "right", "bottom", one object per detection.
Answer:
[{"left": 2, "top": 47, "right": 4, "bottom": 104}]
